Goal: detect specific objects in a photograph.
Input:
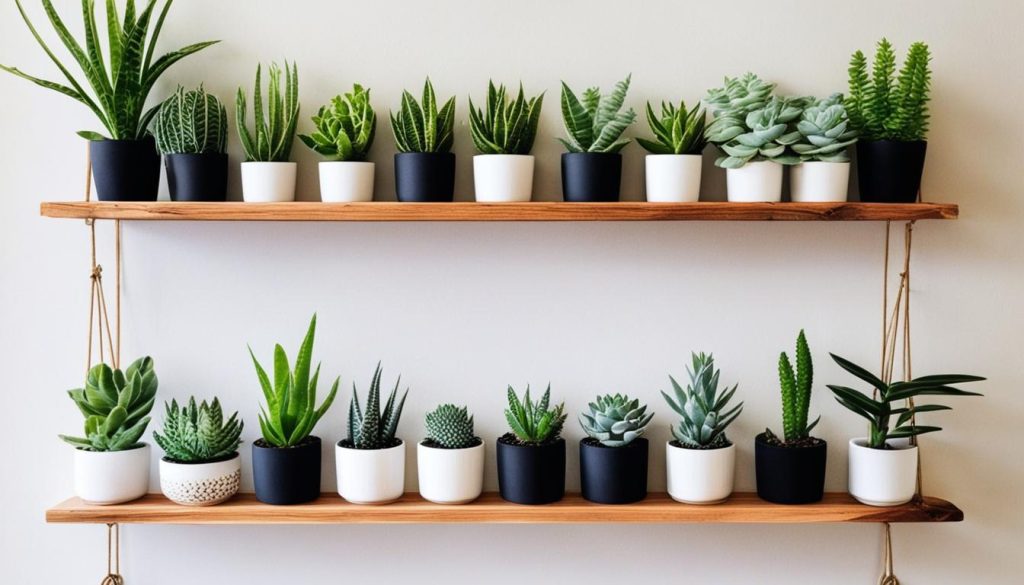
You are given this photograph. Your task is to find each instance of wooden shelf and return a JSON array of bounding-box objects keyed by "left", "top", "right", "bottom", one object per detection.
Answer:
[
  {"left": 46, "top": 492, "right": 962, "bottom": 525},
  {"left": 39, "top": 201, "right": 959, "bottom": 222}
]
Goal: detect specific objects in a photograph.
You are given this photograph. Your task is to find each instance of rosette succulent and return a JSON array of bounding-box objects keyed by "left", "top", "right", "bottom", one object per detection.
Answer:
[
  {"left": 704, "top": 73, "right": 776, "bottom": 118},
  {"left": 636, "top": 100, "right": 707, "bottom": 155},
  {"left": 299, "top": 84, "right": 377, "bottom": 161},
  {"left": 425, "top": 403, "right": 479, "bottom": 449},
  {"left": 791, "top": 94, "right": 858, "bottom": 162},
  {"left": 504, "top": 384, "right": 566, "bottom": 444},
  {"left": 706, "top": 95, "right": 808, "bottom": 168},
  {"left": 661, "top": 352, "right": 743, "bottom": 449},
  {"left": 154, "top": 397, "right": 243, "bottom": 463},
  {"left": 60, "top": 357, "right": 158, "bottom": 452},
  {"left": 579, "top": 393, "right": 654, "bottom": 447}
]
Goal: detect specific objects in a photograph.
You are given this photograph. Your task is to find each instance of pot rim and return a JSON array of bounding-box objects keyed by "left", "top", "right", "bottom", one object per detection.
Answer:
[
  {"left": 318, "top": 160, "right": 375, "bottom": 166},
  {"left": 394, "top": 151, "right": 455, "bottom": 158},
  {"left": 160, "top": 452, "right": 240, "bottom": 466},
  {"left": 240, "top": 160, "right": 297, "bottom": 166},
  {"left": 849, "top": 437, "right": 918, "bottom": 452},
  {"left": 252, "top": 435, "right": 321, "bottom": 450},
  {"left": 665, "top": 439, "right": 735, "bottom": 452},
  {"left": 644, "top": 153, "right": 703, "bottom": 158},
  {"left": 418, "top": 438, "right": 485, "bottom": 451},
  {"left": 857, "top": 139, "right": 927, "bottom": 146},
  {"left": 754, "top": 432, "right": 827, "bottom": 450},
  {"left": 72, "top": 441, "right": 150, "bottom": 454},
  {"left": 561, "top": 151, "right": 621, "bottom": 158},
  {"left": 727, "top": 160, "right": 782, "bottom": 170},
  {"left": 580, "top": 436, "right": 649, "bottom": 450},
  {"left": 496, "top": 435, "right": 565, "bottom": 450},
  {"left": 336, "top": 438, "right": 405, "bottom": 452},
  {"left": 472, "top": 153, "right": 535, "bottom": 159}
]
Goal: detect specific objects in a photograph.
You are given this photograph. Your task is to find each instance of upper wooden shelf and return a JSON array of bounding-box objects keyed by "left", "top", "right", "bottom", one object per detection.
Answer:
[
  {"left": 46, "top": 492, "right": 962, "bottom": 525},
  {"left": 39, "top": 201, "right": 959, "bottom": 222}
]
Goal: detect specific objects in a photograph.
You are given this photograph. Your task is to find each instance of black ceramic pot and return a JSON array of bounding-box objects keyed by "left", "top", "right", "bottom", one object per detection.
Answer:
[
  {"left": 166, "top": 152, "right": 228, "bottom": 201},
  {"left": 89, "top": 136, "right": 161, "bottom": 201},
  {"left": 561, "top": 152, "right": 622, "bottom": 202},
  {"left": 754, "top": 433, "right": 827, "bottom": 504},
  {"left": 856, "top": 140, "right": 927, "bottom": 203},
  {"left": 496, "top": 436, "right": 565, "bottom": 505},
  {"left": 579, "top": 437, "right": 648, "bottom": 504},
  {"left": 394, "top": 152, "right": 455, "bottom": 202},
  {"left": 252, "top": 436, "right": 322, "bottom": 505}
]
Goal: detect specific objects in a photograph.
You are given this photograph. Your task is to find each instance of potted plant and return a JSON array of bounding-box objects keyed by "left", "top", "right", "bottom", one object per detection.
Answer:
[
  {"left": 237, "top": 62, "right": 300, "bottom": 202},
  {"left": 846, "top": 39, "right": 932, "bottom": 203},
  {"left": 789, "top": 95, "right": 858, "bottom": 202},
  {"left": 469, "top": 81, "right": 544, "bottom": 202},
  {"left": 496, "top": 385, "right": 567, "bottom": 505},
  {"left": 661, "top": 352, "right": 743, "bottom": 504},
  {"left": 154, "top": 397, "right": 243, "bottom": 506},
  {"left": 578, "top": 394, "right": 654, "bottom": 504},
  {"left": 827, "top": 354, "right": 983, "bottom": 506},
  {"left": 248, "top": 314, "right": 338, "bottom": 505},
  {"left": 558, "top": 76, "right": 637, "bottom": 202},
  {"left": 637, "top": 100, "right": 707, "bottom": 202},
  {"left": 0, "top": 0, "right": 217, "bottom": 201},
  {"left": 755, "top": 331, "right": 827, "bottom": 504},
  {"left": 60, "top": 357, "right": 158, "bottom": 505},
  {"left": 391, "top": 78, "right": 456, "bottom": 202},
  {"left": 153, "top": 86, "right": 229, "bottom": 202},
  {"left": 418, "top": 404, "right": 484, "bottom": 504},
  {"left": 299, "top": 84, "right": 377, "bottom": 202},
  {"left": 336, "top": 363, "right": 409, "bottom": 504}
]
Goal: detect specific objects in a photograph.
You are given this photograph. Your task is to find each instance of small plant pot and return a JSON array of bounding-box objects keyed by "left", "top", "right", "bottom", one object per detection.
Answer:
[
  {"left": 496, "top": 436, "right": 565, "bottom": 504},
  {"left": 89, "top": 137, "right": 161, "bottom": 201},
  {"left": 725, "top": 160, "right": 783, "bottom": 202},
  {"left": 561, "top": 152, "right": 621, "bottom": 202},
  {"left": 754, "top": 433, "right": 827, "bottom": 504},
  {"left": 73, "top": 443, "right": 151, "bottom": 505},
  {"left": 165, "top": 152, "right": 228, "bottom": 202},
  {"left": 394, "top": 152, "right": 455, "bottom": 202},
  {"left": 251, "top": 436, "right": 321, "bottom": 505},
  {"left": 848, "top": 438, "right": 918, "bottom": 507},
  {"left": 417, "top": 440, "right": 485, "bottom": 504},
  {"left": 159, "top": 453, "right": 241, "bottom": 506},
  {"left": 473, "top": 154, "right": 534, "bottom": 202},
  {"left": 241, "top": 161, "right": 297, "bottom": 202},
  {"left": 335, "top": 440, "right": 406, "bottom": 504},
  {"left": 789, "top": 161, "right": 850, "bottom": 203},
  {"left": 319, "top": 161, "right": 375, "bottom": 202},
  {"left": 856, "top": 140, "right": 927, "bottom": 203},
  {"left": 645, "top": 154, "right": 702, "bottom": 202},
  {"left": 665, "top": 440, "right": 735, "bottom": 504},
  {"left": 579, "top": 437, "right": 648, "bottom": 505}
]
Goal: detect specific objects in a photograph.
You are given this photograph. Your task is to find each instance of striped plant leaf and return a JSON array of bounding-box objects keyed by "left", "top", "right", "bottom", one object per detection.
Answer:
[{"left": 391, "top": 78, "right": 454, "bottom": 153}]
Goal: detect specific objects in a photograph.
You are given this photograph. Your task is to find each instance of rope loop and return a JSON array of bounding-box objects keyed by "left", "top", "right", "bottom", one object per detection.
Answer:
[{"left": 100, "top": 523, "right": 124, "bottom": 585}]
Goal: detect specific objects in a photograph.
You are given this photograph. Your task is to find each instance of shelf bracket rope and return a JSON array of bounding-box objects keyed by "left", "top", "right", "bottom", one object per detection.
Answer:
[
  {"left": 878, "top": 523, "right": 899, "bottom": 585},
  {"left": 100, "top": 523, "right": 124, "bottom": 585},
  {"left": 83, "top": 146, "right": 122, "bottom": 374}
]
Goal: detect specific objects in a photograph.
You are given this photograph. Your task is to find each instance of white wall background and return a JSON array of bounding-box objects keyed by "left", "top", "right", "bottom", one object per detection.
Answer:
[{"left": 2, "top": 1, "right": 1022, "bottom": 583}]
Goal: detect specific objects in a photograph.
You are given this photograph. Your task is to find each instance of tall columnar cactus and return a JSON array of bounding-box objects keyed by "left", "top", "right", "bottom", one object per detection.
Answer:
[
  {"left": 236, "top": 61, "right": 300, "bottom": 162},
  {"left": 299, "top": 84, "right": 377, "bottom": 161},
  {"left": 347, "top": 363, "right": 408, "bottom": 449},
  {"left": 468, "top": 81, "right": 544, "bottom": 155},
  {"left": 846, "top": 39, "right": 932, "bottom": 142},
  {"left": 153, "top": 85, "right": 228, "bottom": 155},
  {"left": 390, "top": 77, "right": 455, "bottom": 153},
  {"left": 153, "top": 397, "right": 243, "bottom": 463},
  {"left": 661, "top": 353, "right": 743, "bottom": 449},
  {"left": 771, "top": 330, "right": 820, "bottom": 443},
  {"left": 579, "top": 393, "right": 654, "bottom": 447},
  {"left": 558, "top": 75, "right": 637, "bottom": 153},
  {"left": 425, "top": 404, "right": 479, "bottom": 449},
  {"left": 791, "top": 94, "right": 858, "bottom": 162},
  {"left": 61, "top": 357, "right": 158, "bottom": 452},
  {"left": 636, "top": 100, "right": 707, "bottom": 155},
  {"left": 504, "top": 384, "right": 566, "bottom": 444}
]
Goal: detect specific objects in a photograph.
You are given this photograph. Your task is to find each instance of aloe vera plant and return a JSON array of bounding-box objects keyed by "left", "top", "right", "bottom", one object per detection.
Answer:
[
  {"left": 558, "top": 75, "right": 637, "bottom": 153},
  {"left": 237, "top": 61, "right": 300, "bottom": 162},
  {"left": 153, "top": 85, "right": 227, "bottom": 155},
  {"left": 504, "top": 385, "right": 566, "bottom": 444},
  {"left": 636, "top": 100, "right": 707, "bottom": 155},
  {"left": 391, "top": 77, "right": 455, "bottom": 153},
  {"left": 847, "top": 39, "right": 932, "bottom": 141},
  {"left": 468, "top": 81, "right": 544, "bottom": 155},
  {"left": 299, "top": 84, "right": 376, "bottom": 161},
  {"left": 60, "top": 357, "right": 158, "bottom": 451}
]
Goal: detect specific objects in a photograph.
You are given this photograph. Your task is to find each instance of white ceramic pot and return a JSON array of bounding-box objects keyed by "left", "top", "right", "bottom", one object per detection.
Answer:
[
  {"left": 241, "top": 161, "right": 297, "bottom": 202},
  {"left": 73, "top": 444, "right": 151, "bottom": 505},
  {"left": 665, "top": 441, "right": 735, "bottom": 504},
  {"left": 417, "top": 440, "right": 485, "bottom": 504},
  {"left": 159, "top": 453, "right": 241, "bottom": 506},
  {"left": 848, "top": 438, "right": 918, "bottom": 507},
  {"left": 319, "top": 161, "right": 375, "bottom": 202},
  {"left": 790, "top": 161, "right": 850, "bottom": 202},
  {"left": 645, "top": 154, "right": 702, "bottom": 202},
  {"left": 473, "top": 154, "right": 534, "bottom": 202},
  {"left": 336, "top": 440, "right": 406, "bottom": 504},
  {"left": 726, "top": 161, "right": 783, "bottom": 202}
]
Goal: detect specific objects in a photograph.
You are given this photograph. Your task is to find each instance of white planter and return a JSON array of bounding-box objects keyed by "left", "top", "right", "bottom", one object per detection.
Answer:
[
  {"left": 241, "top": 161, "right": 297, "bottom": 202},
  {"left": 319, "top": 161, "right": 375, "bottom": 202},
  {"left": 726, "top": 161, "right": 783, "bottom": 202},
  {"left": 73, "top": 444, "right": 151, "bottom": 505},
  {"left": 790, "top": 161, "right": 850, "bottom": 202},
  {"left": 645, "top": 154, "right": 702, "bottom": 202},
  {"left": 473, "top": 155, "right": 534, "bottom": 202},
  {"left": 665, "top": 441, "right": 735, "bottom": 504},
  {"left": 159, "top": 453, "right": 241, "bottom": 506},
  {"left": 848, "top": 438, "right": 918, "bottom": 507},
  {"left": 417, "top": 440, "right": 485, "bottom": 505},
  {"left": 336, "top": 440, "right": 406, "bottom": 504}
]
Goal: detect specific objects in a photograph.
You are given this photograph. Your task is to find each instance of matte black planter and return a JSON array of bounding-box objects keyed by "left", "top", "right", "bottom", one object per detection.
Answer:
[
  {"left": 496, "top": 436, "right": 565, "bottom": 505},
  {"left": 561, "top": 152, "right": 622, "bottom": 202},
  {"left": 754, "top": 433, "right": 827, "bottom": 504},
  {"left": 252, "top": 436, "right": 322, "bottom": 505},
  {"left": 166, "top": 152, "right": 228, "bottom": 202},
  {"left": 579, "top": 437, "right": 648, "bottom": 504},
  {"left": 394, "top": 152, "right": 456, "bottom": 202},
  {"left": 856, "top": 140, "right": 927, "bottom": 203},
  {"left": 89, "top": 136, "right": 161, "bottom": 201}
]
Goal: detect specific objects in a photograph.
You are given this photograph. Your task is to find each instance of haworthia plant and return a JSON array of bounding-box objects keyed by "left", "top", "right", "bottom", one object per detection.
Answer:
[
  {"left": 425, "top": 403, "right": 478, "bottom": 449},
  {"left": 578, "top": 393, "right": 654, "bottom": 447},
  {"left": 847, "top": 38, "right": 932, "bottom": 142},
  {"left": 60, "top": 357, "right": 158, "bottom": 452},
  {"left": 769, "top": 330, "right": 820, "bottom": 443},
  {"left": 153, "top": 85, "right": 228, "bottom": 155},
  {"left": 390, "top": 77, "right": 455, "bottom": 153},
  {"left": 636, "top": 100, "right": 707, "bottom": 155},
  {"left": 346, "top": 363, "right": 408, "bottom": 449},
  {"left": 153, "top": 397, "right": 242, "bottom": 463},
  {"left": 236, "top": 61, "right": 300, "bottom": 162},
  {"left": 468, "top": 81, "right": 544, "bottom": 155},
  {"left": 299, "top": 84, "right": 377, "bottom": 162},
  {"left": 558, "top": 75, "right": 637, "bottom": 153},
  {"left": 791, "top": 94, "right": 858, "bottom": 162},
  {"left": 504, "top": 384, "right": 566, "bottom": 444},
  {"left": 661, "top": 353, "right": 743, "bottom": 449}
]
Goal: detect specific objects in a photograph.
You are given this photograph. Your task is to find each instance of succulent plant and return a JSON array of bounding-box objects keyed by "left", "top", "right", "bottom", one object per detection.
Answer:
[
  {"left": 704, "top": 73, "right": 776, "bottom": 118},
  {"left": 391, "top": 77, "right": 455, "bottom": 153},
  {"left": 504, "top": 384, "right": 566, "bottom": 444},
  {"left": 60, "top": 357, "right": 158, "bottom": 452},
  {"left": 578, "top": 393, "right": 654, "bottom": 447},
  {"left": 153, "top": 397, "right": 243, "bottom": 463},
  {"left": 347, "top": 363, "right": 408, "bottom": 449},
  {"left": 636, "top": 100, "right": 707, "bottom": 155},
  {"left": 153, "top": 85, "right": 228, "bottom": 155},
  {"left": 237, "top": 61, "right": 300, "bottom": 162},
  {"left": 425, "top": 403, "right": 479, "bottom": 449},
  {"left": 661, "top": 352, "right": 743, "bottom": 449},
  {"left": 558, "top": 75, "right": 637, "bottom": 153},
  {"left": 299, "top": 84, "right": 376, "bottom": 161},
  {"left": 767, "top": 330, "right": 820, "bottom": 444},
  {"left": 847, "top": 38, "right": 932, "bottom": 142},
  {"left": 706, "top": 94, "right": 809, "bottom": 168},
  {"left": 791, "top": 94, "right": 858, "bottom": 162},
  {"left": 469, "top": 81, "right": 544, "bottom": 155}
]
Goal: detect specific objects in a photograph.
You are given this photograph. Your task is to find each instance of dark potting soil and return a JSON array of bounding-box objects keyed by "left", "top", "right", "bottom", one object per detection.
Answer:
[
  {"left": 497, "top": 432, "right": 562, "bottom": 448},
  {"left": 668, "top": 439, "right": 733, "bottom": 451},
  {"left": 253, "top": 436, "right": 319, "bottom": 450},
  {"left": 759, "top": 430, "right": 826, "bottom": 449},
  {"left": 336, "top": 438, "right": 403, "bottom": 450},
  {"left": 421, "top": 437, "right": 483, "bottom": 449}
]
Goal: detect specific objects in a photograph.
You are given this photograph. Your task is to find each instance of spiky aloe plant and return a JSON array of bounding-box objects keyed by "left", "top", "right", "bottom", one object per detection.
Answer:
[
  {"left": 846, "top": 39, "right": 932, "bottom": 142},
  {"left": 60, "top": 357, "right": 158, "bottom": 452},
  {"left": 636, "top": 100, "right": 707, "bottom": 155},
  {"left": 346, "top": 363, "right": 408, "bottom": 449},
  {"left": 766, "top": 330, "right": 820, "bottom": 444},
  {"left": 558, "top": 75, "right": 637, "bottom": 153},
  {"left": 468, "top": 81, "right": 544, "bottom": 155},
  {"left": 791, "top": 94, "right": 858, "bottom": 162},
  {"left": 236, "top": 61, "right": 300, "bottom": 162},
  {"left": 153, "top": 85, "right": 227, "bottom": 155},
  {"left": 504, "top": 384, "right": 566, "bottom": 444},
  {"left": 299, "top": 84, "right": 376, "bottom": 161},
  {"left": 424, "top": 404, "right": 479, "bottom": 449},
  {"left": 390, "top": 77, "right": 455, "bottom": 153},
  {"left": 661, "top": 353, "right": 743, "bottom": 449},
  {"left": 153, "top": 397, "right": 242, "bottom": 463},
  {"left": 579, "top": 393, "right": 654, "bottom": 447}
]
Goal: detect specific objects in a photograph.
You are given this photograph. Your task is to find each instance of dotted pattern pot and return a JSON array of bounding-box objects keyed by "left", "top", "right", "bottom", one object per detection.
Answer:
[{"left": 159, "top": 453, "right": 241, "bottom": 506}]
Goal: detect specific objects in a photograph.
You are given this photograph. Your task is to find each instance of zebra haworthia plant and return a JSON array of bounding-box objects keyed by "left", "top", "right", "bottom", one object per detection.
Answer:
[
  {"left": 237, "top": 61, "right": 300, "bottom": 162},
  {"left": 579, "top": 393, "right": 654, "bottom": 447},
  {"left": 468, "top": 81, "right": 544, "bottom": 155},
  {"left": 425, "top": 404, "right": 479, "bottom": 449},
  {"left": 347, "top": 363, "right": 409, "bottom": 450},
  {"left": 662, "top": 352, "right": 743, "bottom": 449},
  {"left": 61, "top": 357, "right": 158, "bottom": 452},
  {"left": 153, "top": 85, "right": 228, "bottom": 155},
  {"left": 847, "top": 38, "right": 932, "bottom": 142},
  {"left": 637, "top": 100, "right": 707, "bottom": 155},
  {"left": 153, "top": 397, "right": 243, "bottom": 463},
  {"left": 391, "top": 77, "right": 455, "bottom": 153},
  {"left": 792, "top": 94, "right": 858, "bottom": 162},
  {"left": 299, "top": 84, "right": 377, "bottom": 162},
  {"left": 558, "top": 75, "right": 637, "bottom": 153},
  {"left": 504, "top": 384, "right": 567, "bottom": 444}
]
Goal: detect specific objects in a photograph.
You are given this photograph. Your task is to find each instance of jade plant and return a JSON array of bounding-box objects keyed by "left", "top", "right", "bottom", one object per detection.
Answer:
[
  {"left": 661, "top": 352, "right": 743, "bottom": 449},
  {"left": 846, "top": 38, "right": 932, "bottom": 142},
  {"left": 791, "top": 94, "right": 858, "bottom": 162},
  {"left": 424, "top": 403, "right": 480, "bottom": 449},
  {"left": 764, "top": 330, "right": 820, "bottom": 445},
  {"left": 153, "top": 85, "right": 228, "bottom": 155},
  {"left": 558, "top": 75, "right": 637, "bottom": 153},
  {"left": 60, "top": 357, "right": 158, "bottom": 451},
  {"left": 469, "top": 81, "right": 544, "bottom": 155},
  {"left": 153, "top": 397, "right": 242, "bottom": 463},
  {"left": 636, "top": 100, "right": 707, "bottom": 155},
  {"left": 579, "top": 393, "right": 654, "bottom": 447},
  {"left": 391, "top": 77, "right": 455, "bottom": 153},
  {"left": 346, "top": 363, "right": 409, "bottom": 449},
  {"left": 504, "top": 385, "right": 567, "bottom": 445},
  {"left": 237, "top": 61, "right": 300, "bottom": 162},
  {"left": 299, "top": 84, "right": 377, "bottom": 161}
]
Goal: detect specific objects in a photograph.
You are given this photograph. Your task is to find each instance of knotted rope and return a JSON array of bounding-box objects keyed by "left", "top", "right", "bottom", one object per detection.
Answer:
[
  {"left": 100, "top": 523, "right": 124, "bottom": 585},
  {"left": 878, "top": 523, "right": 899, "bottom": 585}
]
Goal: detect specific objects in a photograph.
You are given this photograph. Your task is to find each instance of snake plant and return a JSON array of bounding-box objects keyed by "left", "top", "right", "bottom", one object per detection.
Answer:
[
  {"left": 299, "top": 84, "right": 376, "bottom": 161},
  {"left": 468, "top": 81, "right": 544, "bottom": 155},
  {"left": 558, "top": 75, "right": 636, "bottom": 153},
  {"left": 346, "top": 363, "right": 408, "bottom": 449},
  {"left": 637, "top": 100, "right": 707, "bottom": 155},
  {"left": 153, "top": 397, "right": 242, "bottom": 463},
  {"left": 153, "top": 85, "right": 227, "bottom": 155},
  {"left": 60, "top": 357, "right": 158, "bottom": 452},
  {"left": 791, "top": 94, "right": 858, "bottom": 162},
  {"left": 504, "top": 384, "right": 566, "bottom": 444},
  {"left": 237, "top": 61, "right": 300, "bottom": 162},
  {"left": 579, "top": 393, "right": 654, "bottom": 447},
  {"left": 847, "top": 39, "right": 932, "bottom": 142},
  {"left": 391, "top": 77, "right": 455, "bottom": 153},
  {"left": 662, "top": 352, "right": 743, "bottom": 449},
  {"left": 425, "top": 404, "right": 479, "bottom": 449}
]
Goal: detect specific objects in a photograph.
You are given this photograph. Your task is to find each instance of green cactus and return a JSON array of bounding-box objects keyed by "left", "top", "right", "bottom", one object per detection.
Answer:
[
  {"left": 791, "top": 94, "right": 858, "bottom": 162},
  {"left": 390, "top": 77, "right": 455, "bottom": 153},
  {"left": 846, "top": 39, "right": 932, "bottom": 142},
  {"left": 769, "top": 330, "right": 820, "bottom": 444},
  {"left": 153, "top": 85, "right": 228, "bottom": 155},
  {"left": 504, "top": 384, "right": 566, "bottom": 444},
  {"left": 661, "top": 352, "right": 743, "bottom": 449},
  {"left": 299, "top": 84, "right": 377, "bottom": 161},
  {"left": 347, "top": 363, "right": 408, "bottom": 449},
  {"left": 236, "top": 61, "right": 300, "bottom": 162},
  {"left": 558, "top": 75, "right": 637, "bottom": 153},
  {"left": 469, "top": 80, "right": 544, "bottom": 155},
  {"left": 636, "top": 100, "right": 707, "bottom": 155},
  {"left": 60, "top": 357, "right": 158, "bottom": 452},
  {"left": 153, "top": 397, "right": 243, "bottom": 463},
  {"left": 579, "top": 393, "right": 654, "bottom": 447},
  {"left": 425, "top": 404, "right": 479, "bottom": 449}
]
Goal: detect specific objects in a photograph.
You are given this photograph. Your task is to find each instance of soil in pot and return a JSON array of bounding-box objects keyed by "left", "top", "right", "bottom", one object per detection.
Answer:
[
  {"left": 252, "top": 436, "right": 322, "bottom": 505},
  {"left": 496, "top": 433, "right": 565, "bottom": 505},
  {"left": 579, "top": 437, "right": 648, "bottom": 504},
  {"left": 394, "top": 152, "right": 456, "bottom": 202},
  {"left": 166, "top": 152, "right": 228, "bottom": 201},
  {"left": 856, "top": 140, "right": 927, "bottom": 203},
  {"left": 561, "top": 152, "right": 622, "bottom": 202},
  {"left": 90, "top": 136, "right": 161, "bottom": 201},
  {"left": 754, "top": 432, "right": 827, "bottom": 504}
]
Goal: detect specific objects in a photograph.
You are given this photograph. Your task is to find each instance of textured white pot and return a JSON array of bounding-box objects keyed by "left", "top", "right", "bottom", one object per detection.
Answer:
[
  {"left": 848, "top": 438, "right": 918, "bottom": 507},
  {"left": 665, "top": 441, "right": 735, "bottom": 504},
  {"left": 241, "top": 161, "right": 297, "bottom": 202},
  {"left": 790, "top": 161, "right": 850, "bottom": 202},
  {"left": 645, "top": 154, "right": 702, "bottom": 202},
  {"left": 473, "top": 155, "right": 534, "bottom": 202},
  {"left": 336, "top": 440, "right": 406, "bottom": 504},
  {"left": 73, "top": 443, "right": 151, "bottom": 505},
  {"left": 417, "top": 440, "right": 485, "bottom": 504},
  {"left": 159, "top": 453, "right": 241, "bottom": 506},
  {"left": 726, "top": 161, "right": 783, "bottom": 202},
  {"left": 319, "top": 161, "right": 375, "bottom": 202}
]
